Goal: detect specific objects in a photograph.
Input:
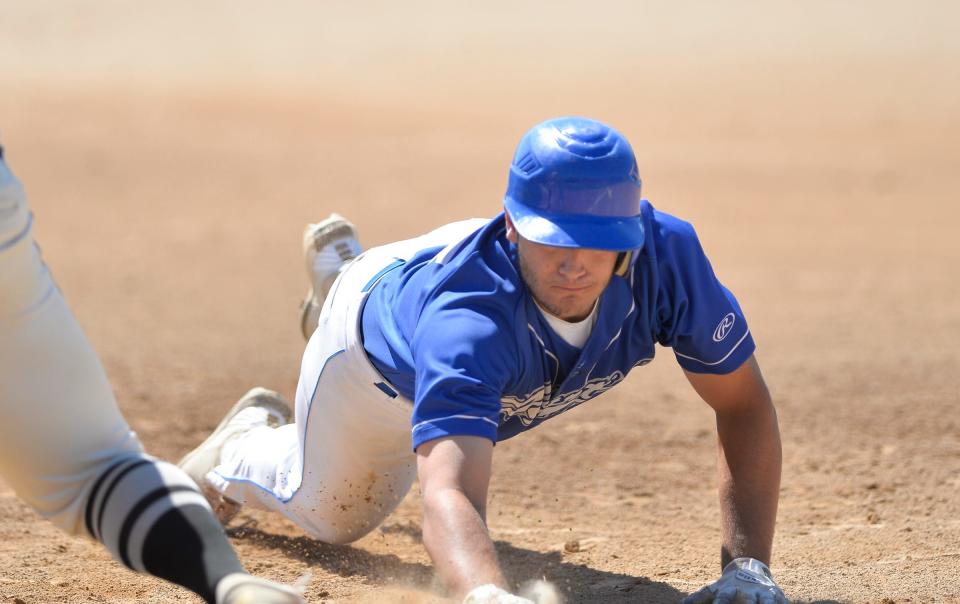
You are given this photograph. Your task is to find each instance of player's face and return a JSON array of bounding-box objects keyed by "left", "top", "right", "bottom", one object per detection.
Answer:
[{"left": 506, "top": 216, "right": 619, "bottom": 322}]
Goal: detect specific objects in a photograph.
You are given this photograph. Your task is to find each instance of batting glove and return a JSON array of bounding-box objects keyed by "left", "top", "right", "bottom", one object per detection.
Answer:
[
  {"left": 682, "top": 557, "right": 789, "bottom": 604},
  {"left": 463, "top": 584, "right": 535, "bottom": 604}
]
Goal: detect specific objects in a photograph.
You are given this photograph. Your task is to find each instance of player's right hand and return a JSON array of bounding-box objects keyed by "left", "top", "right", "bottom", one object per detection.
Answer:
[
  {"left": 462, "top": 584, "right": 535, "bottom": 604},
  {"left": 682, "top": 557, "right": 789, "bottom": 604}
]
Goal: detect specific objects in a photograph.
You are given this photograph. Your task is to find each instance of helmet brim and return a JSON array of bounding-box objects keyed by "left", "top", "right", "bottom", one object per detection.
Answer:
[{"left": 504, "top": 196, "right": 645, "bottom": 251}]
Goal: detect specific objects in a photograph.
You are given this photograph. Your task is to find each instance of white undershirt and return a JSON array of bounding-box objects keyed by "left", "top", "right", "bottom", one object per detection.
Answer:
[{"left": 535, "top": 300, "right": 599, "bottom": 349}]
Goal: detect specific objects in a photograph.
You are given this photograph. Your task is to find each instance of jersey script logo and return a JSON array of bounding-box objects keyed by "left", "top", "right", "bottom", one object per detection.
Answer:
[
  {"left": 712, "top": 313, "right": 736, "bottom": 342},
  {"left": 500, "top": 370, "right": 627, "bottom": 426}
]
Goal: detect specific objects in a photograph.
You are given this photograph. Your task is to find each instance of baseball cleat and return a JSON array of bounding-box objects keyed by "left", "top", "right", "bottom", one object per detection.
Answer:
[
  {"left": 299, "top": 213, "right": 362, "bottom": 340},
  {"left": 216, "top": 572, "right": 306, "bottom": 604},
  {"left": 178, "top": 387, "right": 292, "bottom": 525}
]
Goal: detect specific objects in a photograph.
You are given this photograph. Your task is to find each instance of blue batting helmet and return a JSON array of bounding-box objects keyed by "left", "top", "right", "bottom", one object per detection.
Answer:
[{"left": 503, "top": 117, "right": 644, "bottom": 251}]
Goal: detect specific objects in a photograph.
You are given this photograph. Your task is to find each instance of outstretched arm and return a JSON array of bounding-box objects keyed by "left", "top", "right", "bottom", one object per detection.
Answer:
[
  {"left": 685, "top": 354, "right": 781, "bottom": 567},
  {"left": 682, "top": 355, "right": 787, "bottom": 603},
  {"left": 417, "top": 435, "right": 507, "bottom": 600}
]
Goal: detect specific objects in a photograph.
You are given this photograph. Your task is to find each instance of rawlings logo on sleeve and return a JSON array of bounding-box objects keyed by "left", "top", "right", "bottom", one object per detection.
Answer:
[{"left": 712, "top": 313, "right": 736, "bottom": 342}]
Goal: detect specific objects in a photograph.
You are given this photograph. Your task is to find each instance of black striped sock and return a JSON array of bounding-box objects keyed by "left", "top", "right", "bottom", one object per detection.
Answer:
[{"left": 85, "top": 456, "right": 243, "bottom": 603}]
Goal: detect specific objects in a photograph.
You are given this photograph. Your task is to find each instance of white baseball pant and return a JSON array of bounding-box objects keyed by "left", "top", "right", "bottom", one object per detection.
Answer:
[
  {"left": 0, "top": 153, "right": 151, "bottom": 535},
  {"left": 208, "top": 219, "right": 486, "bottom": 543}
]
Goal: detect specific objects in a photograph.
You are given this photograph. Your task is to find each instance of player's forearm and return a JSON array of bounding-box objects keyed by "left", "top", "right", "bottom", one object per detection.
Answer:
[
  {"left": 422, "top": 487, "right": 506, "bottom": 599},
  {"left": 714, "top": 399, "right": 782, "bottom": 569}
]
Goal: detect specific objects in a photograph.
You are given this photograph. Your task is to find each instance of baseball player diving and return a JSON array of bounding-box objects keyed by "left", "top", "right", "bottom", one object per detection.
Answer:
[
  {"left": 181, "top": 117, "right": 788, "bottom": 603},
  {"left": 0, "top": 147, "right": 304, "bottom": 603}
]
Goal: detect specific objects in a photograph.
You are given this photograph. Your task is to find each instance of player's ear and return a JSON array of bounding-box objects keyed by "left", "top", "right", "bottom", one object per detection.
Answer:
[{"left": 504, "top": 210, "right": 519, "bottom": 244}]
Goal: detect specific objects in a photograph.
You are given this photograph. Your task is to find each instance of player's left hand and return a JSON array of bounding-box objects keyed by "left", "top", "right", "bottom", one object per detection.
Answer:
[{"left": 682, "top": 557, "right": 789, "bottom": 604}]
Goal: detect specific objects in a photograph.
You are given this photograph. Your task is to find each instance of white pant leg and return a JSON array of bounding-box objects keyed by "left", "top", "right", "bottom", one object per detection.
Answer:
[
  {"left": 210, "top": 244, "right": 416, "bottom": 543},
  {"left": 0, "top": 153, "right": 144, "bottom": 535},
  {"left": 210, "top": 219, "right": 489, "bottom": 544}
]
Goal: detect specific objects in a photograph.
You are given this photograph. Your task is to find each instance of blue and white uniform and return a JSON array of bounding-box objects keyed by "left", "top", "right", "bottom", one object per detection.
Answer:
[
  {"left": 210, "top": 201, "right": 755, "bottom": 543},
  {"left": 365, "top": 201, "right": 753, "bottom": 449}
]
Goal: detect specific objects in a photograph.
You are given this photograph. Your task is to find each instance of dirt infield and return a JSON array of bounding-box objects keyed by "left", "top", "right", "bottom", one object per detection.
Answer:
[{"left": 2, "top": 2, "right": 959, "bottom": 602}]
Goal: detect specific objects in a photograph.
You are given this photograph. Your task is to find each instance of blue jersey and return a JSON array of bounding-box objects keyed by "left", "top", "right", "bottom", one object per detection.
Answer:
[{"left": 361, "top": 201, "right": 755, "bottom": 450}]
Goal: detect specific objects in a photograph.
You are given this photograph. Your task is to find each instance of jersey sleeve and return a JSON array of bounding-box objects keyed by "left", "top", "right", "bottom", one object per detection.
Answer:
[
  {"left": 651, "top": 213, "right": 755, "bottom": 375},
  {"left": 409, "top": 293, "right": 516, "bottom": 450}
]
